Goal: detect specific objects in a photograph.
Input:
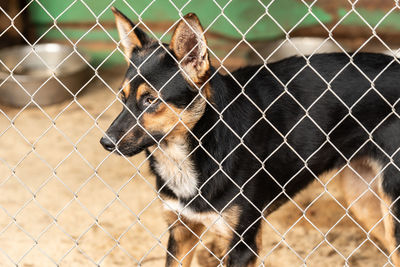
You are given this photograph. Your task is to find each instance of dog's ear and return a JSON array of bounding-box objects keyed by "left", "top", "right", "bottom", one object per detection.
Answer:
[
  {"left": 170, "top": 13, "right": 210, "bottom": 84},
  {"left": 111, "top": 7, "right": 151, "bottom": 61}
]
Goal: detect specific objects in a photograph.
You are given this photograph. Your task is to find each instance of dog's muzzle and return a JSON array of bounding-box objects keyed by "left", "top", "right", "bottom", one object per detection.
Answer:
[{"left": 100, "top": 135, "right": 117, "bottom": 151}]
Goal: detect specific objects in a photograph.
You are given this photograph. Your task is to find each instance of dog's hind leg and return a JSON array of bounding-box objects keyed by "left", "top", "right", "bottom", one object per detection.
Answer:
[
  {"left": 339, "top": 156, "right": 400, "bottom": 266},
  {"left": 380, "top": 157, "right": 400, "bottom": 267},
  {"left": 164, "top": 210, "right": 204, "bottom": 267},
  {"left": 379, "top": 186, "right": 400, "bottom": 266},
  {"left": 338, "top": 158, "right": 387, "bottom": 249}
]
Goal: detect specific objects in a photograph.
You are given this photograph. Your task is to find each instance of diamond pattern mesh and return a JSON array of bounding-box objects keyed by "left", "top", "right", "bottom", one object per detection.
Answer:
[{"left": 1, "top": 0, "right": 400, "bottom": 266}]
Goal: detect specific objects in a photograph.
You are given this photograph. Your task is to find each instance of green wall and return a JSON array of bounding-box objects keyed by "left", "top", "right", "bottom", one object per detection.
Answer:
[{"left": 28, "top": 0, "right": 400, "bottom": 66}]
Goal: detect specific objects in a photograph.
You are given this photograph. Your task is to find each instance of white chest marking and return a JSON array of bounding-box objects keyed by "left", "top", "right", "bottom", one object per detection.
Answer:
[
  {"left": 163, "top": 199, "right": 232, "bottom": 236},
  {"left": 151, "top": 141, "right": 198, "bottom": 199}
]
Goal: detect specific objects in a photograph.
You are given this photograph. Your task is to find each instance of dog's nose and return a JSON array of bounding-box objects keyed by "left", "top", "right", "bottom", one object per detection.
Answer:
[{"left": 100, "top": 135, "right": 117, "bottom": 151}]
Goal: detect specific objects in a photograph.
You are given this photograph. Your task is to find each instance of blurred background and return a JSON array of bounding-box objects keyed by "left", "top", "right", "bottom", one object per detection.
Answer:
[{"left": 4, "top": 0, "right": 400, "bottom": 66}]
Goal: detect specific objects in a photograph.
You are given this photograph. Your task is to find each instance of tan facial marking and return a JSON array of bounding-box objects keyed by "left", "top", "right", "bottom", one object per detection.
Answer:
[
  {"left": 121, "top": 79, "right": 131, "bottom": 97},
  {"left": 136, "top": 83, "right": 156, "bottom": 102},
  {"left": 141, "top": 97, "right": 206, "bottom": 138}
]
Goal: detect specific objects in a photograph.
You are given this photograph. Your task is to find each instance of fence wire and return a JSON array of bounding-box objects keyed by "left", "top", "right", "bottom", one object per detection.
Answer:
[{"left": 1, "top": 0, "right": 400, "bottom": 266}]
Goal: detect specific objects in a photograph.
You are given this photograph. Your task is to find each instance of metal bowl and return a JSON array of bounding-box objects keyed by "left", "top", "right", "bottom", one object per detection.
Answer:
[
  {"left": 249, "top": 37, "right": 349, "bottom": 64},
  {"left": 0, "top": 43, "right": 92, "bottom": 107}
]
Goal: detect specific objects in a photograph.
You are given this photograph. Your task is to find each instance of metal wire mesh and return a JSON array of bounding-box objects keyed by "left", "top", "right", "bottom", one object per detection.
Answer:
[{"left": 1, "top": 0, "right": 400, "bottom": 266}]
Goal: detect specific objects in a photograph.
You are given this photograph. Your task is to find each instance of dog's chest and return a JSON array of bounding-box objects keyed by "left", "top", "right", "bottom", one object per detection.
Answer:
[
  {"left": 151, "top": 141, "right": 198, "bottom": 199},
  {"left": 163, "top": 199, "right": 236, "bottom": 237}
]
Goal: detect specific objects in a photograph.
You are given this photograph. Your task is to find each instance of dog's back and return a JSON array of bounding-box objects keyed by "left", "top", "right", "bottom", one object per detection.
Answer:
[{"left": 193, "top": 52, "right": 400, "bottom": 205}]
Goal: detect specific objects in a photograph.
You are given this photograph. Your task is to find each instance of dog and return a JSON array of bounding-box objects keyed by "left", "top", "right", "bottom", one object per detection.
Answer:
[{"left": 100, "top": 7, "right": 400, "bottom": 266}]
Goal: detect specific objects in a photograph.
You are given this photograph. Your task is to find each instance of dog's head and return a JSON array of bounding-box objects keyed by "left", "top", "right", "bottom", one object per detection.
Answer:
[{"left": 100, "top": 7, "right": 211, "bottom": 156}]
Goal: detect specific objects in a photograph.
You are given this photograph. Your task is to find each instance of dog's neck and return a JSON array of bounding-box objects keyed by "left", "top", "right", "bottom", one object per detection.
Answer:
[
  {"left": 150, "top": 70, "right": 250, "bottom": 201},
  {"left": 150, "top": 136, "right": 199, "bottom": 199},
  {"left": 192, "top": 70, "right": 246, "bottom": 160}
]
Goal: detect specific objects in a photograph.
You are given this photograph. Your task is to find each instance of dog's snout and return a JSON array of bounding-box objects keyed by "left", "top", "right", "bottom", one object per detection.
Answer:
[{"left": 100, "top": 135, "right": 117, "bottom": 151}]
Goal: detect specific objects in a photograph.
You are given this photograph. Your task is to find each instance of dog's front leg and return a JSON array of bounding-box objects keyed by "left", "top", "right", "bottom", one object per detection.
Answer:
[
  {"left": 165, "top": 211, "right": 204, "bottom": 267},
  {"left": 226, "top": 215, "right": 262, "bottom": 267}
]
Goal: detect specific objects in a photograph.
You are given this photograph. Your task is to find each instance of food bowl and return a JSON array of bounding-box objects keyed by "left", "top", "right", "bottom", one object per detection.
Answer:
[
  {"left": 249, "top": 37, "right": 349, "bottom": 64},
  {"left": 0, "top": 43, "right": 92, "bottom": 107}
]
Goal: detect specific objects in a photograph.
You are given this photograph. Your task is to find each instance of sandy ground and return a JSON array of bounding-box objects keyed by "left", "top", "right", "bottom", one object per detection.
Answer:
[{"left": 0, "top": 65, "right": 392, "bottom": 267}]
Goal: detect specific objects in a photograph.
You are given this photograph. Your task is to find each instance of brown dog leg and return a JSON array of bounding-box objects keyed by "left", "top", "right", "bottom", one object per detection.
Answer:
[{"left": 165, "top": 210, "right": 204, "bottom": 267}]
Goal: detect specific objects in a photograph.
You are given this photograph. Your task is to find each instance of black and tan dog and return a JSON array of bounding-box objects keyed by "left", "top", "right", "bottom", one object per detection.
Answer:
[{"left": 100, "top": 7, "right": 400, "bottom": 266}]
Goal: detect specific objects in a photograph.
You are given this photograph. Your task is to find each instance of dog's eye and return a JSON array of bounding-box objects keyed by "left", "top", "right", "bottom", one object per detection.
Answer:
[{"left": 143, "top": 96, "right": 159, "bottom": 107}]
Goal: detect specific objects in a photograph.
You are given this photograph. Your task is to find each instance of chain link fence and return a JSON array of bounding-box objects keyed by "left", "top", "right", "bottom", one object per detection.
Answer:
[{"left": 1, "top": 0, "right": 400, "bottom": 266}]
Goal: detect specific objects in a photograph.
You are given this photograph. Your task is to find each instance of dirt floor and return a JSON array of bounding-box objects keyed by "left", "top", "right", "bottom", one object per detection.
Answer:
[{"left": 0, "top": 64, "right": 393, "bottom": 267}]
